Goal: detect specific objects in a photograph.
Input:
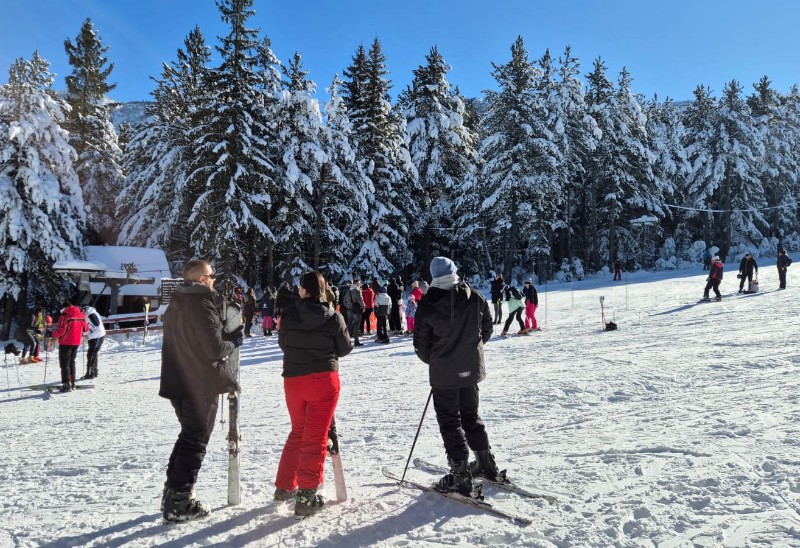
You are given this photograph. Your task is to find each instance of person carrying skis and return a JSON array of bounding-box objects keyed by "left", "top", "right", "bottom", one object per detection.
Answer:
[
  {"left": 81, "top": 305, "right": 106, "bottom": 379},
  {"left": 159, "top": 260, "right": 243, "bottom": 522},
  {"left": 522, "top": 279, "right": 540, "bottom": 332},
  {"left": 737, "top": 253, "right": 758, "bottom": 293},
  {"left": 413, "top": 256, "right": 501, "bottom": 497},
  {"left": 777, "top": 249, "right": 792, "bottom": 290},
  {"left": 701, "top": 256, "right": 724, "bottom": 301},
  {"left": 51, "top": 299, "right": 88, "bottom": 392},
  {"left": 490, "top": 273, "right": 504, "bottom": 325},
  {"left": 500, "top": 285, "right": 526, "bottom": 336},
  {"left": 275, "top": 271, "right": 352, "bottom": 519}
]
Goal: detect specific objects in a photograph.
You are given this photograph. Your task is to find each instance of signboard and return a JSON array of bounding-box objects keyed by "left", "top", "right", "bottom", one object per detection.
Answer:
[{"left": 160, "top": 278, "right": 184, "bottom": 307}]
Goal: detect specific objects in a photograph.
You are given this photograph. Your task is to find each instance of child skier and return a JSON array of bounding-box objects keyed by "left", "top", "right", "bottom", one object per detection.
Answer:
[{"left": 405, "top": 294, "right": 418, "bottom": 335}]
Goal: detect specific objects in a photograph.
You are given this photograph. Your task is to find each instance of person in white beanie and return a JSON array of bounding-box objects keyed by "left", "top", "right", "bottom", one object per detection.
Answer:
[{"left": 413, "top": 256, "right": 503, "bottom": 497}]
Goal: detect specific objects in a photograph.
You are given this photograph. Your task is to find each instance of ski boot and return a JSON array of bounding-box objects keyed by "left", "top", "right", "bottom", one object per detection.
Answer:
[
  {"left": 58, "top": 383, "right": 72, "bottom": 393},
  {"left": 274, "top": 487, "right": 298, "bottom": 501},
  {"left": 469, "top": 449, "right": 505, "bottom": 482},
  {"left": 499, "top": 331, "right": 508, "bottom": 337},
  {"left": 435, "top": 459, "right": 477, "bottom": 497},
  {"left": 163, "top": 487, "right": 210, "bottom": 522},
  {"left": 517, "top": 329, "right": 528, "bottom": 335},
  {"left": 294, "top": 488, "right": 325, "bottom": 519},
  {"left": 715, "top": 296, "right": 722, "bottom": 302}
]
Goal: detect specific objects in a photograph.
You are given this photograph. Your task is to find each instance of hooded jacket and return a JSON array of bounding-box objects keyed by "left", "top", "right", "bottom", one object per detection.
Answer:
[
  {"left": 52, "top": 305, "right": 88, "bottom": 346},
  {"left": 413, "top": 283, "right": 493, "bottom": 389},
  {"left": 361, "top": 286, "right": 375, "bottom": 308},
  {"left": 83, "top": 306, "right": 106, "bottom": 340},
  {"left": 278, "top": 298, "right": 353, "bottom": 378},
  {"left": 709, "top": 260, "right": 724, "bottom": 280},
  {"left": 504, "top": 286, "right": 525, "bottom": 313},
  {"left": 375, "top": 292, "right": 392, "bottom": 316},
  {"left": 159, "top": 283, "right": 236, "bottom": 401}
]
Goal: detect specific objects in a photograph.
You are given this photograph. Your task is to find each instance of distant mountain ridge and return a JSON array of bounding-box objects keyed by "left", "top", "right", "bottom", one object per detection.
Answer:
[{"left": 111, "top": 101, "right": 149, "bottom": 130}]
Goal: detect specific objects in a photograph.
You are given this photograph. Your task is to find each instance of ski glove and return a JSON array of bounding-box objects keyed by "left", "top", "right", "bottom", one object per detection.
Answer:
[
  {"left": 327, "top": 423, "right": 339, "bottom": 455},
  {"left": 231, "top": 336, "right": 244, "bottom": 349},
  {"left": 223, "top": 325, "right": 244, "bottom": 342}
]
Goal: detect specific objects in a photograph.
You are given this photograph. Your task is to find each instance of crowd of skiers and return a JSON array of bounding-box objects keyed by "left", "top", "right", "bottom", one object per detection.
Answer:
[
  {"left": 701, "top": 250, "right": 792, "bottom": 301},
  {"left": 7, "top": 301, "right": 106, "bottom": 392},
  {"left": 243, "top": 272, "right": 542, "bottom": 348},
  {"left": 157, "top": 256, "right": 525, "bottom": 522}
]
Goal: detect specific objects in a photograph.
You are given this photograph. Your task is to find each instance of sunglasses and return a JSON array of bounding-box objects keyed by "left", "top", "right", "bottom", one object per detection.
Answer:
[{"left": 205, "top": 271, "right": 217, "bottom": 279}]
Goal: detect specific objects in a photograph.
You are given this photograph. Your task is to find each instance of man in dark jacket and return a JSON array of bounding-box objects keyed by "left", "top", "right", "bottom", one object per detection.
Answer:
[
  {"left": 738, "top": 253, "right": 758, "bottom": 293},
  {"left": 342, "top": 280, "right": 365, "bottom": 346},
  {"left": 387, "top": 277, "right": 403, "bottom": 334},
  {"left": 159, "top": 259, "right": 243, "bottom": 522},
  {"left": 490, "top": 273, "right": 504, "bottom": 324},
  {"left": 275, "top": 281, "right": 296, "bottom": 317},
  {"left": 413, "top": 256, "right": 499, "bottom": 497},
  {"left": 777, "top": 250, "right": 792, "bottom": 289}
]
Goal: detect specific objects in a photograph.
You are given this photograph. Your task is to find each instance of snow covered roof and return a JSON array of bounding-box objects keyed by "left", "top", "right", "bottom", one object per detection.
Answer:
[{"left": 83, "top": 246, "right": 171, "bottom": 297}]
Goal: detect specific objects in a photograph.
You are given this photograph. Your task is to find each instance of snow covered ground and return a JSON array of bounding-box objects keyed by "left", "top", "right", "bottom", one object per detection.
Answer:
[{"left": 3, "top": 260, "right": 800, "bottom": 547}]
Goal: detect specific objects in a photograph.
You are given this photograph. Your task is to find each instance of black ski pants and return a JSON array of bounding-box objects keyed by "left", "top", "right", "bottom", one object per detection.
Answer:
[
  {"left": 704, "top": 278, "right": 721, "bottom": 299},
  {"left": 58, "top": 345, "right": 79, "bottom": 384},
  {"left": 389, "top": 301, "right": 401, "bottom": 332},
  {"left": 492, "top": 300, "right": 502, "bottom": 324},
  {"left": 779, "top": 268, "right": 787, "bottom": 289},
  {"left": 432, "top": 385, "right": 490, "bottom": 463},
  {"left": 503, "top": 308, "right": 525, "bottom": 333},
  {"left": 86, "top": 336, "right": 104, "bottom": 377},
  {"left": 166, "top": 396, "right": 218, "bottom": 490},
  {"left": 738, "top": 272, "right": 754, "bottom": 291},
  {"left": 376, "top": 314, "right": 389, "bottom": 341},
  {"left": 243, "top": 313, "right": 254, "bottom": 336}
]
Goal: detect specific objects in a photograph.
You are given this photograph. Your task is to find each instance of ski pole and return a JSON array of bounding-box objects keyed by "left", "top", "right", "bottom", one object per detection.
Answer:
[
  {"left": 400, "top": 389, "right": 433, "bottom": 484},
  {"left": 14, "top": 356, "right": 22, "bottom": 395},
  {"left": 81, "top": 338, "right": 87, "bottom": 378}
]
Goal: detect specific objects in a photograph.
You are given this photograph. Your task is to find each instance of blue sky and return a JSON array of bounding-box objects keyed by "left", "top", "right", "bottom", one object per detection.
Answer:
[{"left": 1, "top": 0, "right": 799, "bottom": 104}]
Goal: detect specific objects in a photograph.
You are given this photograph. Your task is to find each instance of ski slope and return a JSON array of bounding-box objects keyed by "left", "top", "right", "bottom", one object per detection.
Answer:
[{"left": 2, "top": 260, "right": 800, "bottom": 547}]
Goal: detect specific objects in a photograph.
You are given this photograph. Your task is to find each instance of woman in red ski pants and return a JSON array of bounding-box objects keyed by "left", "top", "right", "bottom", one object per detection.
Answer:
[{"left": 275, "top": 271, "right": 353, "bottom": 518}]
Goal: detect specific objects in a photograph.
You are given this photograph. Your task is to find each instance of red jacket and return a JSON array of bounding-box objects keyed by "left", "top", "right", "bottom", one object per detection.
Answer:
[
  {"left": 411, "top": 287, "right": 424, "bottom": 303},
  {"left": 362, "top": 287, "right": 375, "bottom": 308},
  {"left": 53, "top": 305, "right": 88, "bottom": 346}
]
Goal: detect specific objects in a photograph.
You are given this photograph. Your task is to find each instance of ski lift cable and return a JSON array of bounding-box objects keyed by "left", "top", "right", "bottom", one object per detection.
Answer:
[{"left": 663, "top": 203, "right": 794, "bottom": 214}]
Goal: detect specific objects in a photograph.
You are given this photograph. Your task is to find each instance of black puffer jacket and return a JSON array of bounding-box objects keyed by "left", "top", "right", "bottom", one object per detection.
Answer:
[
  {"left": 413, "top": 283, "right": 494, "bottom": 389},
  {"left": 279, "top": 298, "right": 352, "bottom": 378},
  {"left": 159, "top": 283, "right": 236, "bottom": 402}
]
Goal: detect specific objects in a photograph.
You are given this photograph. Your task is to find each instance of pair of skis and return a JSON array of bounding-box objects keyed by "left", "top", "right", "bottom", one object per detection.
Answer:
[{"left": 383, "top": 458, "right": 560, "bottom": 526}]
